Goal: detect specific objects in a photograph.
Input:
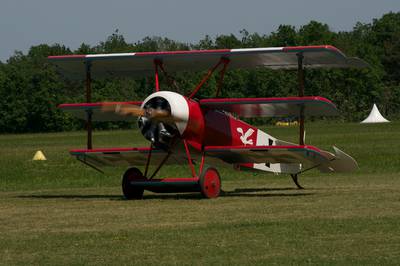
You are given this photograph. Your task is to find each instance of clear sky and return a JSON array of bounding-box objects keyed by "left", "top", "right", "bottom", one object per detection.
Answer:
[{"left": 1, "top": 0, "right": 400, "bottom": 61}]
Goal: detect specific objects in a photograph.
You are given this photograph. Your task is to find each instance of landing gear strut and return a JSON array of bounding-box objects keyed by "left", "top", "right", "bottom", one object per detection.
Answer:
[{"left": 290, "top": 174, "right": 304, "bottom": 189}]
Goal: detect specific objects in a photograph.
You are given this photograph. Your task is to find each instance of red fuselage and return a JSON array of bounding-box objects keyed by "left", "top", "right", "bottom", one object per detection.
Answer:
[
  {"left": 140, "top": 91, "right": 260, "bottom": 151},
  {"left": 182, "top": 97, "right": 258, "bottom": 150}
]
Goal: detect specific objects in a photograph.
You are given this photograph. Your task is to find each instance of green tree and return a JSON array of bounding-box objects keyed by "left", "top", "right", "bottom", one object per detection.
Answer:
[
  {"left": 1, "top": 12, "right": 400, "bottom": 133},
  {"left": 215, "top": 34, "right": 242, "bottom": 48},
  {"left": 270, "top": 25, "right": 298, "bottom": 46},
  {"left": 299, "top": 21, "right": 334, "bottom": 45}
]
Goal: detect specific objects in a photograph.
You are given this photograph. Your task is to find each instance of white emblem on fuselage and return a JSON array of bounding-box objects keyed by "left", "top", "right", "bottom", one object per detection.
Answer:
[{"left": 237, "top": 127, "right": 254, "bottom": 145}]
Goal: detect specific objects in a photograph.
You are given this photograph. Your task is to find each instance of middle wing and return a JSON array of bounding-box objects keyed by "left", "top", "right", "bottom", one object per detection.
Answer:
[
  {"left": 200, "top": 96, "right": 338, "bottom": 117},
  {"left": 59, "top": 101, "right": 142, "bottom": 121}
]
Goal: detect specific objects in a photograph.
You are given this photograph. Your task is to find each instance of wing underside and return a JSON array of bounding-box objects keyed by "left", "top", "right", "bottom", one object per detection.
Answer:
[
  {"left": 204, "top": 145, "right": 358, "bottom": 173},
  {"left": 70, "top": 144, "right": 357, "bottom": 175},
  {"left": 200, "top": 96, "right": 338, "bottom": 117},
  {"left": 48, "top": 46, "right": 368, "bottom": 79},
  {"left": 205, "top": 145, "right": 326, "bottom": 165}
]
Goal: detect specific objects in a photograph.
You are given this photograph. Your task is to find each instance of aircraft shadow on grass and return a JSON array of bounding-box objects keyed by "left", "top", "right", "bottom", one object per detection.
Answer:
[
  {"left": 18, "top": 194, "right": 123, "bottom": 200},
  {"left": 17, "top": 187, "right": 314, "bottom": 201},
  {"left": 220, "top": 187, "right": 314, "bottom": 198}
]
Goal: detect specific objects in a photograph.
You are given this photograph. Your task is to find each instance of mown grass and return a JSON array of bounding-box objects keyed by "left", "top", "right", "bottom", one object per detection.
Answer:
[{"left": 0, "top": 121, "right": 399, "bottom": 265}]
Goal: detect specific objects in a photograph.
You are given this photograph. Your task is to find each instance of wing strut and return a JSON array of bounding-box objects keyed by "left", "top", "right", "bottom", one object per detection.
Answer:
[
  {"left": 292, "top": 54, "right": 305, "bottom": 188},
  {"left": 297, "top": 53, "right": 305, "bottom": 145},
  {"left": 215, "top": 59, "right": 230, "bottom": 97},
  {"left": 154, "top": 59, "right": 160, "bottom": 91},
  {"left": 85, "top": 62, "right": 93, "bottom": 149},
  {"left": 157, "top": 61, "right": 180, "bottom": 91},
  {"left": 188, "top": 57, "right": 229, "bottom": 99},
  {"left": 148, "top": 151, "right": 172, "bottom": 179}
]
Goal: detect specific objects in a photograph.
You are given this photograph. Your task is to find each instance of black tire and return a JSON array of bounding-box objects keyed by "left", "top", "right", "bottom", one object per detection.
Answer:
[{"left": 122, "top": 167, "right": 145, "bottom": 200}]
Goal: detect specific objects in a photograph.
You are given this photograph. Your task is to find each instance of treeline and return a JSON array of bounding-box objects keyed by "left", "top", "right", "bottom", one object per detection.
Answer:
[{"left": 0, "top": 12, "right": 399, "bottom": 133}]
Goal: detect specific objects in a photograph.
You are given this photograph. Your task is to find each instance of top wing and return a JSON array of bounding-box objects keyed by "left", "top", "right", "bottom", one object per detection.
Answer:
[
  {"left": 48, "top": 45, "right": 368, "bottom": 79},
  {"left": 200, "top": 96, "right": 338, "bottom": 117}
]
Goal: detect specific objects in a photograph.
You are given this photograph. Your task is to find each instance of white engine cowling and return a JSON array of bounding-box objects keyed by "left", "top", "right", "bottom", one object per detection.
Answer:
[
  {"left": 138, "top": 91, "right": 205, "bottom": 149},
  {"left": 140, "top": 91, "right": 190, "bottom": 135},
  {"left": 139, "top": 91, "right": 189, "bottom": 149}
]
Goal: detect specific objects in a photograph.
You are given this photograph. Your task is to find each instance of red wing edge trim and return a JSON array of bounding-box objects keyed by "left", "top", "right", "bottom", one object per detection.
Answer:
[{"left": 282, "top": 45, "right": 342, "bottom": 54}]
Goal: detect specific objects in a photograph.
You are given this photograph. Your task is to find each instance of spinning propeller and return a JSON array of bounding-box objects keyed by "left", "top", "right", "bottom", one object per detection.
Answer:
[
  {"left": 101, "top": 104, "right": 181, "bottom": 123},
  {"left": 101, "top": 97, "right": 180, "bottom": 148}
]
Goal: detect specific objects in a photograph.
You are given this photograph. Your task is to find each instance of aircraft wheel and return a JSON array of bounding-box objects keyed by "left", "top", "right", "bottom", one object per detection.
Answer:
[
  {"left": 199, "top": 167, "right": 221, "bottom": 198},
  {"left": 122, "top": 167, "right": 145, "bottom": 200}
]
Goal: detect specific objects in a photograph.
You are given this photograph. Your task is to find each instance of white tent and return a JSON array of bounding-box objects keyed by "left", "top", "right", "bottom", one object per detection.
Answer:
[{"left": 361, "top": 103, "right": 389, "bottom": 123}]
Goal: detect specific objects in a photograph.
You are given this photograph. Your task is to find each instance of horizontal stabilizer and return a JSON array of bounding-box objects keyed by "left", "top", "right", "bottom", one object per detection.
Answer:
[
  {"left": 59, "top": 101, "right": 141, "bottom": 121},
  {"left": 200, "top": 96, "right": 338, "bottom": 117},
  {"left": 318, "top": 146, "right": 358, "bottom": 172}
]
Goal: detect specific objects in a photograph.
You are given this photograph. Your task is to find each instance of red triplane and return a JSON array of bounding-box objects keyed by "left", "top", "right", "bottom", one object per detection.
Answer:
[{"left": 49, "top": 45, "right": 367, "bottom": 199}]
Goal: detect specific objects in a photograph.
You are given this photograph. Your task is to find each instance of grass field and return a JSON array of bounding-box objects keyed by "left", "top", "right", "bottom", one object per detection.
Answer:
[{"left": 1, "top": 121, "right": 399, "bottom": 265}]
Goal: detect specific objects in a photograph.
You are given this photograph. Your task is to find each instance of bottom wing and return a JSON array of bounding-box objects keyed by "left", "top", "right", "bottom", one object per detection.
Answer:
[
  {"left": 71, "top": 144, "right": 357, "bottom": 175},
  {"left": 205, "top": 145, "right": 357, "bottom": 174},
  {"left": 205, "top": 145, "right": 327, "bottom": 165},
  {"left": 70, "top": 147, "right": 188, "bottom": 168}
]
